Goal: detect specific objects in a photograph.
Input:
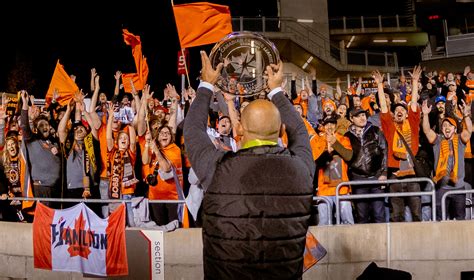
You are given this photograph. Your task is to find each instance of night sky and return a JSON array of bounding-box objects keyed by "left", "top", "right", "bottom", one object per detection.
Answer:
[
  {"left": 4, "top": 0, "right": 463, "bottom": 98},
  {"left": 0, "top": 0, "right": 277, "bottom": 99}
]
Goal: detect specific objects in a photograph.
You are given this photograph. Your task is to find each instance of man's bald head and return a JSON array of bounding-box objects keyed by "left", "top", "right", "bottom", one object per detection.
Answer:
[{"left": 240, "top": 99, "right": 281, "bottom": 142}]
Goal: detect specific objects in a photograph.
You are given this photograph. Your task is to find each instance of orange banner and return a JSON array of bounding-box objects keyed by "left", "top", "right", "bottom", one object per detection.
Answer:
[
  {"left": 45, "top": 60, "right": 79, "bottom": 106},
  {"left": 121, "top": 29, "right": 149, "bottom": 93},
  {"left": 173, "top": 2, "right": 232, "bottom": 48}
]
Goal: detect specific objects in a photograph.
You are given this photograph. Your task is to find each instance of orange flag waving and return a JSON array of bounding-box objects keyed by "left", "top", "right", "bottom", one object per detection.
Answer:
[
  {"left": 121, "top": 29, "right": 149, "bottom": 93},
  {"left": 173, "top": 2, "right": 232, "bottom": 48},
  {"left": 45, "top": 60, "right": 79, "bottom": 106}
]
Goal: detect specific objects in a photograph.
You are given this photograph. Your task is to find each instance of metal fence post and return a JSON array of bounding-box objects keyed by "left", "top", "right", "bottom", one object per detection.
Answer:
[
  {"left": 441, "top": 189, "right": 474, "bottom": 220},
  {"left": 384, "top": 52, "right": 388, "bottom": 67},
  {"left": 240, "top": 16, "right": 243, "bottom": 31},
  {"left": 396, "top": 14, "right": 400, "bottom": 30},
  {"left": 262, "top": 16, "right": 266, "bottom": 33},
  {"left": 394, "top": 52, "right": 398, "bottom": 69},
  {"left": 365, "top": 50, "right": 368, "bottom": 67},
  {"left": 343, "top": 16, "right": 346, "bottom": 32},
  {"left": 361, "top": 16, "right": 365, "bottom": 32},
  {"left": 379, "top": 15, "right": 383, "bottom": 32},
  {"left": 313, "top": 197, "right": 333, "bottom": 225}
]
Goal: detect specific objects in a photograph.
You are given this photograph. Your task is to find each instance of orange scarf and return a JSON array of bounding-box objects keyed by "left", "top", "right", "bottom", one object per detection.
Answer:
[
  {"left": 465, "top": 141, "right": 473, "bottom": 159},
  {"left": 109, "top": 149, "right": 138, "bottom": 198},
  {"left": 433, "top": 135, "right": 459, "bottom": 184},
  {"left": 393, "top": 120, "right": 411, "bottom": 160},
  {"left": 393, "top": 121, "right": 417, "bottom": 177}
]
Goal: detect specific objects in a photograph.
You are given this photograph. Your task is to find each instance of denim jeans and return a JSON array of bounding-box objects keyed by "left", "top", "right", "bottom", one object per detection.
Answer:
[
  {"left": 99, "top": 179, "right": 109, "bottom": 219},
  {"left": 436, "top": 187, "right": 466, "bottom": 221},
  {"left": 389, "top": 175, "right": 421, "bottom": 222},
  {"left": 352, "top": 185, "right": 386, "bottom": 223},
  {"left": 318, "top": 196, "right": 354, "bottom": 225},
  {"left": 122, "top": 194, "right": 135, "bottom": 227}
]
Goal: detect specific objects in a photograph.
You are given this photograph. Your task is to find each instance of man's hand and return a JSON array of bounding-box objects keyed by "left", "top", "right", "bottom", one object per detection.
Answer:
[
  {"left": 464, "top": 65, "right": 471, "bottom": 76},
  {"left": 20, "top": 90, "right": 29, "bottom": 110},
  {"left": 74, "top": 89, "right": 86, "bottom": 103},
  {"left": 266, "top": 61, "right": 283, "bottom": 91},
  {"left": 372, "top": 70, "right": 384, "bottom": 85},
  {"left": 378, "top": 175, "right": 387, "bottom": 181},
  {"left": 200, "top": 51, "right": 223, "bottom": 85},
  {"left": 167, "top": 84, "right": 179, "bottom": 100},
  {"left": 130, "top": 79, "right": 137, "bottom": 96},
  {"left": 409, "top": 65, "right": 423, "bottom": 83},
  {"left": 326, "top": 132, "right": 336, "bottom": 146},
  {"left": 114, "top": 71, "right": 122, "bottom": 81},
  {"left": 422, "top": 100, "right": 432, "bottom": 115},
  {"left": 222, "top": 91, "right": 234, "bottom": 103},
  {"left": 82, "top": 189, "right": 91, "bottom": 198},
  {"left": 67, "top": 99, "right": 76, "bottom": 112},
  {"left": 460, "top": 99, "right": 471, "bottom": 117}
]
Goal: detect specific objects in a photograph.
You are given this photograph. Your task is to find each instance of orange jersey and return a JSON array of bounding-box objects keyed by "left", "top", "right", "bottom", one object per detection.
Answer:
[
  {"left": 316, "top": 134, "right": 352, "bottom": 196},
  {"left": 147, "top": 143, "right": 183, "bottom": 200}
]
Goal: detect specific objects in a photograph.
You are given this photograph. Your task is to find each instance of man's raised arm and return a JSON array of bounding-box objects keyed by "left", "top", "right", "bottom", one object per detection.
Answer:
[
  {"left": 266, "top": 62, "right": 314, "bottom": 177},
  {"left": 183, "top": 51, "right": 225, "bottom": 190}
]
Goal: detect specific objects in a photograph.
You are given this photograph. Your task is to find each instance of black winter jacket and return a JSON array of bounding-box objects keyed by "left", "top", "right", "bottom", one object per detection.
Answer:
[
  {"left": 184, "top": 87, "right": 314, "bottom": 280},
  {"left": 203, "top": 146, "right": 313, "bottom": 279},
  {"left": 345, "top": 124, "right": 388, "bottom": 178}
]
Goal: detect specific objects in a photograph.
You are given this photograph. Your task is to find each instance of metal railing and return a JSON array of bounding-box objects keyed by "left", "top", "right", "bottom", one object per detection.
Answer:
[
  {"left": 313, "top": 196, "right": 333, "bottom": 225},
  {"left": 329, "top": 14, "right": 417, "bottom": 33},
  {"left": 231, "top": 17, "right": 398, "bottom": 70},
  {"left": 3, "top": 196, "right": 185, "bottom": 204},
  {"left": 445, "top": 17, "right": 474, "bottom": 36},
  {"left": 441, "top": 189, "right": 474, "bottom": 221},
  {"left": 335, "top": 178, "right": 436, "bottom": 225}
]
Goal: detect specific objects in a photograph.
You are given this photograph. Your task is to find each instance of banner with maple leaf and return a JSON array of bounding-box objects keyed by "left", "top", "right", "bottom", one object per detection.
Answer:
[{"left": 33, "top": 202, "right": 128, "bottom": 276}]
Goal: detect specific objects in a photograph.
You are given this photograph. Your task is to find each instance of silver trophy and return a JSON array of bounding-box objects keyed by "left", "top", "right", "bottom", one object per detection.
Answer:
[{"left": 209, "top": 31, "right": 280, "bottom": 97}]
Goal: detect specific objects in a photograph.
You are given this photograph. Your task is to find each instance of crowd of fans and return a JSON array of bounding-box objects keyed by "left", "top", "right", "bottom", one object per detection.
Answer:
[{"left": 0, "top": 63, "right": 472, "bottom": 227}]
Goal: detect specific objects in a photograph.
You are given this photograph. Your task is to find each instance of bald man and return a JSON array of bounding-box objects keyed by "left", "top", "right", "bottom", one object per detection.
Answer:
[{"left": 184, "top": 51, "right": 314, "bottom": 280}]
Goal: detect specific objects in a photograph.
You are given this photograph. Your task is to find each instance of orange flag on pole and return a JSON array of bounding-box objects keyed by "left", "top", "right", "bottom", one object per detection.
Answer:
[
  {"left": 173, "top": 2, "right": 232, "bottom": 48},
  {"left": 121, "top": 29, "right": 149, "bottom": 93},
  {"left": 45, "top": 60, "right": 79, "bottom": 106}
]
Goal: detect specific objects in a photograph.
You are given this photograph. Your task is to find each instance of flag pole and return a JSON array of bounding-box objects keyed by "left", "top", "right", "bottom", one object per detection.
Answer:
[
  {"left": 181, "top": 48, "right": 192, "bottom": 87},
  {"left": 171, "top": 0, "right": 192, "bottom": 88}
]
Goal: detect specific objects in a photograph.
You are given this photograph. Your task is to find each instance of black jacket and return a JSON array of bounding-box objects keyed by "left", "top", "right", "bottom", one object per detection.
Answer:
[
  {"left": 345, "top": 124, "right": 387, "bottom": 178},
  {"left": 203, "top": 145, "right": 313, "bottom": 279},
  {"left": 184, "top": 87, "right": 314, "bottom": 280}
]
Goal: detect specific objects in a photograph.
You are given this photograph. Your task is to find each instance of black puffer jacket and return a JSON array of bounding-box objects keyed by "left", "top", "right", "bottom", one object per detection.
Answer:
[
  {"left": 345, "top": 124, "right": 387, "bottom": 178},
  {"left": 202, "top": 145, "right": 313, "bottom": 280}
]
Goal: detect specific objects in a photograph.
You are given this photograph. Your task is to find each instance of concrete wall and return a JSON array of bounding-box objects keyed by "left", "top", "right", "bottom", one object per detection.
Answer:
[
  {"left": 280, "top": 0, "right": 330, "bottom": 40},
  {"left": 1, "top": 221, "right": 474, "bottom": 279}
]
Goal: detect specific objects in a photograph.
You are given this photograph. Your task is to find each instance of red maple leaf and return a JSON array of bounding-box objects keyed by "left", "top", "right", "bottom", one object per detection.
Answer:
[{"left": 62, "top": 210, "right": 94, "bottom": 259}]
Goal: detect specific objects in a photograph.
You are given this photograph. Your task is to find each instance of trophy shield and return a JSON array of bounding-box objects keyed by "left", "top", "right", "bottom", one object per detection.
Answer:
[{"left": 209, "top": 31, "right": 280, "bottom": 97}]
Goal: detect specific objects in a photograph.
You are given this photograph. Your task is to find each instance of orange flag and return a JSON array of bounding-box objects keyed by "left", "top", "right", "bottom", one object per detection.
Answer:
[
  {"left": 45, "top": 60, "right": 79, "bottom": 106},
  {"left": 121, "top": 29, "right": 149, "bottom": 93},
  {"left": 173, "top": 2, "right": 232, "bottom": 48}
]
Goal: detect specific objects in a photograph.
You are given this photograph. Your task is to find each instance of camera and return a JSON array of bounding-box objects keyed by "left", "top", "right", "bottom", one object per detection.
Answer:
[{"left": 146, "top": 170, "right": 159, "bottom": 186}]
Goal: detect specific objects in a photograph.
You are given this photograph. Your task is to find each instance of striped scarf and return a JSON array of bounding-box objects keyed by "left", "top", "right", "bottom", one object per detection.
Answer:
[
  {"left": 393, "top": 121, "right": 416, "bottom": 177},
  {"left": 393, "top": 120, "right": 411, "bottom": 160},
  {"left": 433, "top": 135, "right": 459, "bottom": 184}
]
